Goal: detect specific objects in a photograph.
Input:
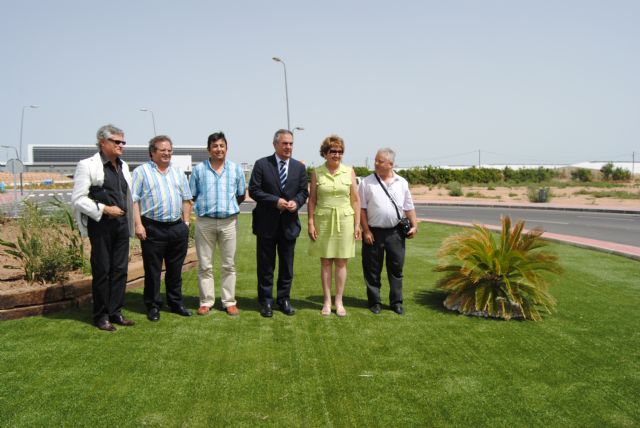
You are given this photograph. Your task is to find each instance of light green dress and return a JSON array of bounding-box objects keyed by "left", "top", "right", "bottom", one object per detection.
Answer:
[{"left": 308, "top": 163, "right": 355, "bottom": 259}]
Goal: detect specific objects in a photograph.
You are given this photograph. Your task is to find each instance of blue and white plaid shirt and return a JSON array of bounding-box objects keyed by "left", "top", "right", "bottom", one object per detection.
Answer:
[
  {"left": 189, "top": 159, "right": 246, "bottom": 218},
  {"left": 132, "top": 161, "right": 192, "bottom": 222}
]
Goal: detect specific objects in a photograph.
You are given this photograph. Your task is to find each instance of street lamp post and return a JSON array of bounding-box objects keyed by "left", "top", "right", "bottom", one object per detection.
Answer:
[
  {"left": 272, "top": 57, "right": 291, "bottom": 130},
  {"left": 19, "top": 105, "right": 39, "bottom": 162},
  {"left": 292, "top": 126, "right": 304, "bottom": 134},
  {"left": 140, "top": 108, "right": 157, "bottom": 135}
]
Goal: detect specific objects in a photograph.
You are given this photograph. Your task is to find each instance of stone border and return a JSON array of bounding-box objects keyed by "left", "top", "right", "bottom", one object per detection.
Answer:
[{"left": 0, "top": 248, "right": 198, "bottom": 321}]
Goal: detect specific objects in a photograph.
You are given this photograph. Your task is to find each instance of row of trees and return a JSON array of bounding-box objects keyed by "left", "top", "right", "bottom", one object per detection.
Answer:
[
  {"left": 345, "top": 166, "right": 559, "bottom": 185},
  {"left": 307, "top": 164, "right": 632, "bottom": 185}
]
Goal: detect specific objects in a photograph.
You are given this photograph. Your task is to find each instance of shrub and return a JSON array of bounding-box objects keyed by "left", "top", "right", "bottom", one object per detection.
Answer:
[
  {"left": 600, "top": 163, "right": 614, "bottom": 180},
  {"left": 612, "top": 167, "right": 631, "bottom": 181},
  {"left": 49, "top": 197, "right": 85, "bottom": 271},
  {"left": 352, "top": 166, "right": 372, "bottom": 177},
  {"left": 435, "top": 216, "right": 562, "bottom": 320},
  {"left": 528, "top": 186, "right": 551, "bottom": 203},
  {"left": 465, "top": 191, "right": 483, "bottom": 198},
  {"left": 447, "top": 181, "right": 463, "bottom": 197},
  {"left": 570, "top": 168, "right": 592, "bottom": 182},
  {"left": 0, "top": 200, "right": 84, "bottom": 283}
]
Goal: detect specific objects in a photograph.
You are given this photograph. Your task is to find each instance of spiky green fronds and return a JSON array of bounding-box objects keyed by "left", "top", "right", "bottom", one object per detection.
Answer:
[{"left": 435, "top": 216, "right": 562, "bottom": 320}]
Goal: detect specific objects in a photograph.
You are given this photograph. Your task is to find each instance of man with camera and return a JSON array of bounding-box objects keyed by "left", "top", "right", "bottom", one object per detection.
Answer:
[{"left": 358, "top": 148, "right": 417, "bottom": 315}]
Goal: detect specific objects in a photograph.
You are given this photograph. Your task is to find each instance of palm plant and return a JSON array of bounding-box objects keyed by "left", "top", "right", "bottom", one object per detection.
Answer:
[{"left": 435, "top": 216, "right": 562, "bottom": 320}]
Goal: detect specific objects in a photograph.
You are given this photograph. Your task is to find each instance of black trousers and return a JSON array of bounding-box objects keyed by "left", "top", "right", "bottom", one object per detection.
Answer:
[
  {"left": 256, "top": 233, "right": 296, "bottom": 305},
  {"left": 88, "top": 217, "right": 129, "bottom": 324},
  {"left": 361, "top": 226, "right": 405, "bottom": 307},
  {"left": 140, "top": 217, "right": 189, "bottom": 310}
]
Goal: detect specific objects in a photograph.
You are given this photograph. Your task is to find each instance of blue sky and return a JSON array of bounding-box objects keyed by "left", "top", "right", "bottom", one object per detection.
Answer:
[{"left": 1, "top": 0, "right": 638, "bottom": 168}]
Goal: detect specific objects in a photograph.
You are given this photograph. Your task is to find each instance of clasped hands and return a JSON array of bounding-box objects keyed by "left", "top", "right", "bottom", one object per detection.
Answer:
[{"left": 277, "top": 198, "right": 298, "bottom": 213}]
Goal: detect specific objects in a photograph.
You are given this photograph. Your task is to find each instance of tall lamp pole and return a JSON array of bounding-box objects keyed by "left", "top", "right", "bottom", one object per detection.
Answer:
[
  {"left": 272, "top": 57, "right": 291, "bottom": 130},
  {"left": 19, "top": 105, "right": 39, "bottom": 161},
  {"left": 139, "top": 108, "right": 157, "bottom": 135},
  {"left": 292, "top": 126, "right": 304, "bottom": 134}
]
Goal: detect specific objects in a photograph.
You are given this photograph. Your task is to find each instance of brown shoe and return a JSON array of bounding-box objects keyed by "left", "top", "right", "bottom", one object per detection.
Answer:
[
  {"left": 96, "top": 320, "right": 116, "bottom": 332},
  {"left": 110, "top": 314, "right": 135, "bottom": 326},
  {"left": 225, "top": 305, "right": 239, "bottom": 316},
  {"left": 197, "top": 306, "right": 210, "bottom": 316}
]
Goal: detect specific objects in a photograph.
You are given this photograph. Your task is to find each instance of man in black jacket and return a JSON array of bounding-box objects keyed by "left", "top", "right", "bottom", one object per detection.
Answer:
[{"left": 249, "top": 129, "right": 309, "bottom": 317}]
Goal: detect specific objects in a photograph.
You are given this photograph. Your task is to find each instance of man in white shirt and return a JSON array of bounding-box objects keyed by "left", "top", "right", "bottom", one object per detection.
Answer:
[
  {"left": 358, "top": 148, "right": 418, "bottom": 315},
  {"left": 72, "top": 124, "right": 135, "bottom": 331}
]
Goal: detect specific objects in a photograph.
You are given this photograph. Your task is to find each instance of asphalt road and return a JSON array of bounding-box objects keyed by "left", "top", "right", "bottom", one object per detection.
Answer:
[
  {"left": 412, "top": 205, "right": 640, "bottom": 247},
  {"left": 9, "top": 191, "right": 640, "bottom": 248}
]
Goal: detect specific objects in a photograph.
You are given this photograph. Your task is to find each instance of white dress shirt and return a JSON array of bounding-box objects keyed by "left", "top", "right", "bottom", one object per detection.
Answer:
[{"left": 358, "top": 173, "right": 414, "bottom": 228}]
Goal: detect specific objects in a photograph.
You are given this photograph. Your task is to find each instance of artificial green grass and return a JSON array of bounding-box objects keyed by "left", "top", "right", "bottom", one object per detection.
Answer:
[{"left": 1, "top": 215, "right": 638, "bottom": 427}]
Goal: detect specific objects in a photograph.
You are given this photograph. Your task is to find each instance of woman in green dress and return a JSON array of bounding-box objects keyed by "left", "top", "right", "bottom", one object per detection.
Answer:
[{"left": 308, "top": 135, "right": 361, "bottom": 316}]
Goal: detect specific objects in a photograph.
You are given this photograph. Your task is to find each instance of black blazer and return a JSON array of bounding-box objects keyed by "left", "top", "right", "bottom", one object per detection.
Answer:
[{"left": 249, "top": 154, "right": 309, "bottom": 240}]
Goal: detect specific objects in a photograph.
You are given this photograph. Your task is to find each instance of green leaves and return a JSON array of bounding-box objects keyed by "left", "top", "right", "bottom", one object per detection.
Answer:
[
  {"left": 0, "top": 199, "right": 85, "bottom": 283},
  {"left": 435, "top": 216, "right": 562, "bottom": 321}
]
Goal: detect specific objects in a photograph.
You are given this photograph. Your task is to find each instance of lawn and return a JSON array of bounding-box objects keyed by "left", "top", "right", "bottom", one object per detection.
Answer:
[{"left": 1, "top": 214, "right": 638, "bottom": 427}]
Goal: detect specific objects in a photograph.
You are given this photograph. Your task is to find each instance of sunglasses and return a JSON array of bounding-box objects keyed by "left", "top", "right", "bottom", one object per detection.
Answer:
[
  {"left": 328, "top": 149, "right": 343, "bottom": 155},
  {"left": 107, "top": 138, "right": 127, "bottom": 146}
]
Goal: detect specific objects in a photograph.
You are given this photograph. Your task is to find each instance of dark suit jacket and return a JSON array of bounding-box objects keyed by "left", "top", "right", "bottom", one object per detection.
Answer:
[{"left": 249, "top": 154, "right": 309, "bottom": 240}]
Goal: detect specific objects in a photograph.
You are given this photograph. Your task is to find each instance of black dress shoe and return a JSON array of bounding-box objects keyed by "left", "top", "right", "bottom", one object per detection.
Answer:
[
  {"left": 96, "top": 320, "right": 116, "bottom": 332},
  {"left": 260, "top": 303, "right": 273, "bottom": 318},
  {"left": 369, "top": 304, "right": 382, "bottom": 314},
  {"left": 170, "top": 306, "right": 192, "bottom": 317},
  {"left": 277, "top": 300, "right": 295, "bottom": 316},
  {"left": 110, "top": 314, "right": 135, "bottom": 326},
  {"left": 391, "top": 304, "right": 404, "bottom": 315},
  {"left": 147, "top": 307, "right": 160, "bottom": 322}
]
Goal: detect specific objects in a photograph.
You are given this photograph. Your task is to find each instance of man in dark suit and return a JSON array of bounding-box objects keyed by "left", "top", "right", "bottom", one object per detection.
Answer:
[{"left": 249, "top": 129, "right": 309, "bottom": 317}]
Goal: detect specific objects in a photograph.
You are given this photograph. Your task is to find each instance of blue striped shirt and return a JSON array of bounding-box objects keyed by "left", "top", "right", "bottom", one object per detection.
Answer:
[
  {"left": 189, "top": 159, "right": 246, "bottom": 218},
  {"left": 132, "top": 161, "right": 192, "bottom": 222}
]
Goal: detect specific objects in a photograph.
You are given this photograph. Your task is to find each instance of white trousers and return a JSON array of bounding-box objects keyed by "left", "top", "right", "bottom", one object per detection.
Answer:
[{"left": 194, "top": 215, "right": 238, "bottom": 308}]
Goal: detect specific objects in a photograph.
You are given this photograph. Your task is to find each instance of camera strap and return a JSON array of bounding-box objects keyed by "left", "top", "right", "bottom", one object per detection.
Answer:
[{"left": 374, "top": 174, "right": 402, "bottom": 221}]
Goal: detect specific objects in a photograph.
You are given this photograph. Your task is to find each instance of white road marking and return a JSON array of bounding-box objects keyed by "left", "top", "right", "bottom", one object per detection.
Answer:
[{"left": 523, "top": 219, "right": 569, "bottom": 225}]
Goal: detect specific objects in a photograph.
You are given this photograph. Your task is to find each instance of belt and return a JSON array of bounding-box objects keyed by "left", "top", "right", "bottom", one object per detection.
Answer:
[
  {"left": 369, "top": 226, "right": 397, "bottom": 231},
  {"left": 201, "top": 213, "right": 238, "bottom": 220},
  {"left": 141, "top": 216, "right": 183, "bottom": 226}
]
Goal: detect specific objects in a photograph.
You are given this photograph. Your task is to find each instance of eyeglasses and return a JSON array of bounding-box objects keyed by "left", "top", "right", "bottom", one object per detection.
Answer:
[
  {"left": 328, "top": 149, "right": 343, "bottom": 155},
  {"left": 107, "top": 138, "right": 127, "bottom": 146}
]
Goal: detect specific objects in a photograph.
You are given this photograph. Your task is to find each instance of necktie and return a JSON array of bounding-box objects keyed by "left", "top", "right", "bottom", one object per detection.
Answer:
[{"left": 279, "top": 160, "right": 287, "bottom": 189}]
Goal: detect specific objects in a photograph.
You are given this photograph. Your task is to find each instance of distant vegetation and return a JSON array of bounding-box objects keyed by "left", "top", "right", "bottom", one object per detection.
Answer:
[
  {"left": 307, "top": 163, "right": 635, "bottom": 186},
  {"left": 394, "top": 166, "right": 558, "bottom": 185},
  {"left": 570, "top": 168, "right": 593, "bottom": 182},
  {"left": 600, "top": 162, "right": 631, "bottom": 181}
]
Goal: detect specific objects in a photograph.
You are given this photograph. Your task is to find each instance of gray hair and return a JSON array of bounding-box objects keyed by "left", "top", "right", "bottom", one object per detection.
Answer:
[
  {"left": 148, "top": 135, "right": 173, "bottom": 157},
  {"left": 273, "top": 129, "right": 293, "bottom": 144},
  {"left": 96, "top": 124, "right": 124, "bottom": 148},
  {"left": 377, "top": 148, "right": 396, "bottom": 163}
]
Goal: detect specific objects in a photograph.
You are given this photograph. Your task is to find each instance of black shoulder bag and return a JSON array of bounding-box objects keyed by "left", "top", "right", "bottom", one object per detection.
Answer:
[{"left": 374, "top": 174, "right": 411, "bottom": 238}]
